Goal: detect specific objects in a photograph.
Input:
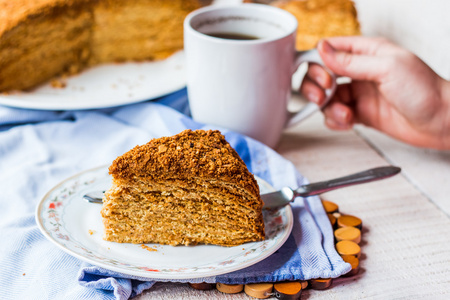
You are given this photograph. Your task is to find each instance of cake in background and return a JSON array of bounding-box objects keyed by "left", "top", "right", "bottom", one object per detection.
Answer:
[
  {"left": 245, "top": 0, "right": 361, "bottom": 50},
  {"left": 101, "top": 129, "right": 265, "bottom": 247},
  {"left": 0, "top": 0, "right": 211, "bottom": 92}
]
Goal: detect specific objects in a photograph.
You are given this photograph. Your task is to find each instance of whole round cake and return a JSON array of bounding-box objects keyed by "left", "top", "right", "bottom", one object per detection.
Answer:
[{"left": 0, "top": 0, "right": 211, "bottom": 92}]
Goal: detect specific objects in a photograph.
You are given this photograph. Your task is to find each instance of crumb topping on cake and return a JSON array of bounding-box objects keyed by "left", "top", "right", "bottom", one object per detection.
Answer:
[{"left": 109, "top": 129, "right": 260, "bottom": 198}]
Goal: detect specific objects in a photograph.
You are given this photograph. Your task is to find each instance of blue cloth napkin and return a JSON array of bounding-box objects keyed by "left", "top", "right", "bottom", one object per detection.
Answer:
[{"left": 0, "top": 88, "right": 350, "bottom": 300}]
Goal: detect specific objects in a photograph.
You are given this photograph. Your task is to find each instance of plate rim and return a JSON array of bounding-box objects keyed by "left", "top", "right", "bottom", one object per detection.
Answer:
[
  {"left": 0, "top": 51, "right": 187, "bottom": 111},
  {"left": 35, "top": 165, "right": 293, "bottom": 279}
]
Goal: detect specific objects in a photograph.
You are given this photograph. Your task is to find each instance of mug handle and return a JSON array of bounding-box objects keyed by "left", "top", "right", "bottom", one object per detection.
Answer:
[{"left": 286, "top": 49, "right": 337, "bottom": 127}]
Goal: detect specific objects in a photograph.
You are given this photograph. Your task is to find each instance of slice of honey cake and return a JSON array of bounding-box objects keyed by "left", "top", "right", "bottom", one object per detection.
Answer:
[{"left": 101, "top": 129, "right": 265, "bottom": 246}]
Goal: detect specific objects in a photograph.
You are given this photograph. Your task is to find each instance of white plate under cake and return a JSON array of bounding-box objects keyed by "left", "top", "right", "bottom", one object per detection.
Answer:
[{"left": 35, "top": 165, "right": 293, "bottom": 279}]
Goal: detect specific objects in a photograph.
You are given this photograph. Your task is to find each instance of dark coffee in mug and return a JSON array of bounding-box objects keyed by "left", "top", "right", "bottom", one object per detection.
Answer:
[{"left": 206, "top": 32, "right": 259, "bottom": 40}]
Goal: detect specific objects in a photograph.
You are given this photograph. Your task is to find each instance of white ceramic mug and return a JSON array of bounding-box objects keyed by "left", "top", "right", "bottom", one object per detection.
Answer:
[{"left": 184, "top": 3, "right": 336, "bottom": 148}]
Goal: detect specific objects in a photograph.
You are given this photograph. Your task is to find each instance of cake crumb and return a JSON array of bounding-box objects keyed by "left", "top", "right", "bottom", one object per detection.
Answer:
[
  {"left": 88, "top": 229, "right": 95, "bottom": 235},
  {"left": 51, "top": 79, "right": 66, "bottom": 89},
  {"left": 141, "top": 244, "right": 158, "bottom": 252}
]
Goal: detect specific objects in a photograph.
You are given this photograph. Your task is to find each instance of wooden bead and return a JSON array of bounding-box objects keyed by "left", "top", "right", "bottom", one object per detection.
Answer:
[
  {"left": 216, "top": 283, "right": 244, "bottom": 294},
  {"left": 309, "top": 278, "right": 332, "bottom": 290},
  {"left": 273, "top": 282, "right": 302, "bottom": 299},
  {"left": 244, "top": 283, "right": 273, "bottom": 299},
  {"left": 337, "top": 215, "right": 362, "bottom": 230},
  {"left": 334, "top": 226, "right": 361, "bottom": 244},
  {"left": 322, "top": 200, "right": 339, "bottom": 214},
  {"left": 300, "top": 281, "right": 308, "bottom": 290},
  {"left": 336, "top": 240, "right": 361, "bottom": 259},
  {"left": 341, "top": 255, "right": 360, "bottom": 277},
  {"left": 188, "top": 282, "right": 215, "bottom": 290},
  {"left": 332, "top": 212, "right": 341, "bottom": 219},
  {"left": 327, "top": 213, "right": 337, "bottom": 228}
]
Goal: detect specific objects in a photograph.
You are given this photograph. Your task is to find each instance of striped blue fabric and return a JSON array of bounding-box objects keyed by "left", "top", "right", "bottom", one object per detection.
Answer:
[{"left": 0, "top": 88, "right": 350, "bottom": 299}]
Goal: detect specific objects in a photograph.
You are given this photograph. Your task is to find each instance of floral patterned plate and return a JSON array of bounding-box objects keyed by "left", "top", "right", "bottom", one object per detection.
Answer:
[{"left": 35, "top": 165, "right": 293, "bottom": 279}]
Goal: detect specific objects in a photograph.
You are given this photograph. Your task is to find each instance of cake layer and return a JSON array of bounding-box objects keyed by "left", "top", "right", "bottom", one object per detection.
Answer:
[
  {"left": 102, "top": 176, "right": 265, "bottom": 246},
  {"left": 274, "top": 0, "right": 361, "bottom": 50},
  {"left": 90, "top": 0, "right": 200, "bottom": 64},
  {"left": 0, "top": 2, "right": 93, "bottom": 91}
]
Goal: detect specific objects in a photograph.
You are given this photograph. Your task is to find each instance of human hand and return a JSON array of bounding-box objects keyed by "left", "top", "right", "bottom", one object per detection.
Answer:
[{"left": 300, "top": 36, "right": 450, "bottom": 149}]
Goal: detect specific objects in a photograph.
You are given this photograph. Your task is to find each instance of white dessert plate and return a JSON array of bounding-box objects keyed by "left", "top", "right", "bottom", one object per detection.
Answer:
[
  {"left": 35, "top": 165, "right": 294, "bottom": 279},
  {"left": 0, "top": 51, "right": 186, "bottom": 111}
]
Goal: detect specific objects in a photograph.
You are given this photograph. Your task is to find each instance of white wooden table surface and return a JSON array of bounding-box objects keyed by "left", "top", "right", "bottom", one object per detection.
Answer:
[{"left": 135, "top": 1, "right": 450, "bottom": 298}]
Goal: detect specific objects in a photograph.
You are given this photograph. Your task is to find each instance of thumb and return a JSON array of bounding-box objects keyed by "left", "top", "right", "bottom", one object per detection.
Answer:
[{"left": 318, "top": 39, "right": 388, "bottom": 82}]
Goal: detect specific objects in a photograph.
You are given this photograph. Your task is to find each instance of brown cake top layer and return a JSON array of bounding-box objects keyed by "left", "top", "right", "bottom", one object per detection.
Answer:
[
  {"left": 0, "top": 0, "right": 209, "bottom": 36},
  {"left": 274, "top": 0, "right": 361, "bottom": 50},
  {"left": 244, "top": 0, "right": 360, "bottom": 50},
  {"left": 109, "top": 129, "right": 260, "bottom": 197},
  {"left": 0, "top": 0, "right": 92, "bottom": 35}
]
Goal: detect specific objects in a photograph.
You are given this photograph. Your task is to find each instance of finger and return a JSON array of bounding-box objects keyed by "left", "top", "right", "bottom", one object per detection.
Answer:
[
  {"left": 317, "top": 39, "right": 390, "bottom": 82},
  {"left": 299, "top": 76, "right": 328, "bottom": 106},
  {"left": 335, "top": 83, "right": 353, "bottom": 105},
  {"left": 307, "top": 63, "right": 333, "bottom": 89},
  {"left": 323, "top": 102, "right": 354, "bottom": 129},
  {"left": 321, "top": 36, "right": 398, "bottom": 56},
  {"left": 325, "top": 118, "right": 353, "bottom": 130}
]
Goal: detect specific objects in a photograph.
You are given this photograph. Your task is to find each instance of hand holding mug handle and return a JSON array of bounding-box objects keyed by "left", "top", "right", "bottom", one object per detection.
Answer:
[{"left": 286, "top": 49, "right": 337, "bottom": 127}]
